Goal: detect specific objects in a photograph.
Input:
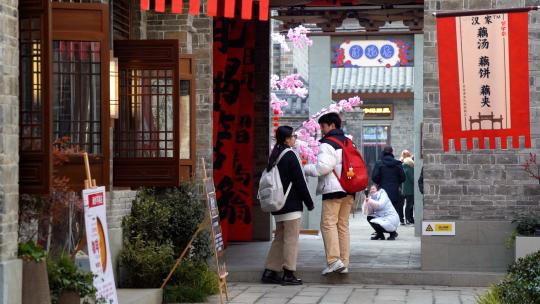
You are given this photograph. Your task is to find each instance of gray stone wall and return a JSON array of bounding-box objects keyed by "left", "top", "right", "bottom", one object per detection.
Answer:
[
  {"left": 107, "top": 190, "right": 137, "bottom": 229},
  {"left": 145, "top": 3, "right": 213, "bottom": 188},
  {"left": 422, "top": 0, "right": 540, "bottom": 271},
  {"left": 0, "top": 0, "right": 21, "bottom": 302}
]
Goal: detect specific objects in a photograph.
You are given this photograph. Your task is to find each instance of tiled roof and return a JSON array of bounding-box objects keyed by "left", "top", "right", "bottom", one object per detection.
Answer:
[
  {"left": 331, "top": 67, "right": 414, "bottom": 94},
  {"left": 274, "top": 90, "right": 309, "bottom": 116}
]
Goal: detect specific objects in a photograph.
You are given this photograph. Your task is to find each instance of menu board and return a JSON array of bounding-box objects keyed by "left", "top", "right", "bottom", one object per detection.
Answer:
[
  {"left": 205, "top": 178, "right": 227, "bottom": 278},
  {"left": 82, "top": 187, "right": 118, "bottom": 304}
]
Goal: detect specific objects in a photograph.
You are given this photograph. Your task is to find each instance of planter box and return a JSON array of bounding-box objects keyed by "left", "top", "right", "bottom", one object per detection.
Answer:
[
  {"left": 22, "top": 260, "right": 51, "bottom": 304},
  {"left": 515, "top": 236, "right": 540, "bottom": 261}
]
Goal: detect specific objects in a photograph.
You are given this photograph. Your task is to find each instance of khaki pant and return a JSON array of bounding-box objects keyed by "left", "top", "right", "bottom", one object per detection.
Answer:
[
  {"left": 265, "top": 218, "right": 301, "bottom": 272},
  {"left": 321, "top": 195, "right": 353, "bottom": 266}
]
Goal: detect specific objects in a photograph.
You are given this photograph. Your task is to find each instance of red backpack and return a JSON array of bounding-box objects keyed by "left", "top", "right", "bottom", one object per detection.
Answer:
[{"left": 326, "top": 137, "right": 368, "bottom": 193}]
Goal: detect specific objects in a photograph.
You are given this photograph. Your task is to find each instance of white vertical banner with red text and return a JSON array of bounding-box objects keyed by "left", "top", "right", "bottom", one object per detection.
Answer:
[
  {"left": 436, "top": 11, "right": 530, "bottom": 151},
  {"left": 83, "top": 186, "right": 118, "bottom": 304}
]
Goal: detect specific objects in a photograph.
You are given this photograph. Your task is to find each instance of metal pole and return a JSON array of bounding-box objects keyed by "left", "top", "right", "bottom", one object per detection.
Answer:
[{"left": 432, "top": 6, "right": 539, "bottom": 17}]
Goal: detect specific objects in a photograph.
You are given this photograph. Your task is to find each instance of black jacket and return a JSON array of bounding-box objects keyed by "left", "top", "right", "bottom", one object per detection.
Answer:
[
  {"left": 271, "top": 149, "right": 314, "bottom": 215},
  {"left": 371, "top": 152, "right": 406, "bottom": 204}
]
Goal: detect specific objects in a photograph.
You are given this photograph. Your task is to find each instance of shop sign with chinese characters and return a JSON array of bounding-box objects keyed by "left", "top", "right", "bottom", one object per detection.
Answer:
[
  {"left": 361, "top": 105, "right": 393, "bottom": 120},
  {"left": 83, "top": 187, "right": 118, "bottom": 304}
]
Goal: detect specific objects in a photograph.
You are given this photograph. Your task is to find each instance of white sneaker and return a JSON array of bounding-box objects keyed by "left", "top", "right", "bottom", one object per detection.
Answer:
[
  {"left": 338, "top": 267, "right": 349, "bottom": 274},
  {"left": 321, "top": 259, "right": 345, "bottom": 276}
]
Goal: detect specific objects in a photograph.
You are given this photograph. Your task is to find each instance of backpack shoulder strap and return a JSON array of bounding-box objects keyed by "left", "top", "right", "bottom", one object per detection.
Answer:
[
  {"left": 325, "top": 136, "right": 346, "bottom": 148},
  {"left": 275, "top": 148, "right": 292, "bottom": 165}
]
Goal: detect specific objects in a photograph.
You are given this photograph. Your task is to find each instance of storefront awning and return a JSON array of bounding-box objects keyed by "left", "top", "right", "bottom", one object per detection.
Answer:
[
  {"left": 140, "top": 0, "right": 269, "bottom": 21},
  {"left": 331, "top": 67, "right": 413, "bottom": 94}
]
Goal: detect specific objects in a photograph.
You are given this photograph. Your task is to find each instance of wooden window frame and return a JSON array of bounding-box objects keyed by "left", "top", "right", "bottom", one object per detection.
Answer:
[
  {"left": 179, "top": 55, "right": 196, "bottom": 181},
  {"left": 19, "top": 0, "right": 53, "bottom": 194},
  {"left": 113, "top": 40, "right": 192, "bottom": 188},
  {"left": 53, "top": 3, "right": 110, "bottom": 192}
]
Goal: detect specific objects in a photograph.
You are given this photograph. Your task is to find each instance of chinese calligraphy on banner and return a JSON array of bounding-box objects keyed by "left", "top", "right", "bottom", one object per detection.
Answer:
[
  {"left": 213, "top": 18, "right": 256, "bottom": 243},
  {"left": 436, "top": 12, "right": 530, "bottom": 151},
  {"left": 82, "top": 187, "right": 118, "bottom": 304}
]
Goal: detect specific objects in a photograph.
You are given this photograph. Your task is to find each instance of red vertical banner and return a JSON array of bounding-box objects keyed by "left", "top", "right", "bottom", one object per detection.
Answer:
[
  {"left": 224, "top": 0, "right": 236, "bottom": 18},
  {"left": 154, "top": 0, "right": 165, "bottom": 12},
  {"left": 189, "top": 0, "right": 200, "bottom": 15},
  {"left": 259, "top": 0, "right": 269, "bottom": 21},
  {"left": 207, "top": 0, "right": 219, "bottom": 16},
  {"left": 213, "top": 18, "right": 256, "bottom": 243},
  {"left": 241, "top": 0, "right": 253, "bottom": 20},
  {"left": 140, "top": 0, "right": 150, "bottom": 11},
  {"left": 171, "top": 0, "right": 183, "bottom": 14},
  {"left": 436, "top": 12, "right": 530, "bottom": 152}
]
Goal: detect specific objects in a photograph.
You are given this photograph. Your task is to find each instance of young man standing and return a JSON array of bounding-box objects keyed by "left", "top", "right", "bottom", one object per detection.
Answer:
[{"left": 304, "top": 113, "right": 354, "bottom": 275}]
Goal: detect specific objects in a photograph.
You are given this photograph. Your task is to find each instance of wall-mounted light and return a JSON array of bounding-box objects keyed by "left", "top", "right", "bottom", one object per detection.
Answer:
[{"left": 109, "top": 51, "right": 119, "bottom": 119}]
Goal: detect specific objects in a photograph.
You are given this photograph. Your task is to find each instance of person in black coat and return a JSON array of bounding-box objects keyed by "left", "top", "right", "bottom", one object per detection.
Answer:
[
  {"left": 371, "top": 145, "right": 406, "bottom": 225},
  {"left": 262, "top": 126, "right": 314, "bottom": 286}
]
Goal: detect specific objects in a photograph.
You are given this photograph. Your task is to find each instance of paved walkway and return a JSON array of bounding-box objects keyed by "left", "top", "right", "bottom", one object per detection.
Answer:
[
  {"left": 206, "top": 283, "right": 486, "bottom": 304},
  {"left": 226, "top": 214, "right": 421, "bottom": 271}
]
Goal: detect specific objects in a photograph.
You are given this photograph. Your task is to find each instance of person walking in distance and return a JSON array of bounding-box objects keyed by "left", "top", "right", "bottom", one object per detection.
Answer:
[
  {"left": 261, "top": 126, "right": 314, "bottom": 285},
  {"left": 371, "top": 145, "right": 406, "bottom": 227},
  {"left": 402, "top": 157, "right": 415, "bottom": 225},
  {"left": 304, "top": 113, "right": 354, "bottom": 275}
]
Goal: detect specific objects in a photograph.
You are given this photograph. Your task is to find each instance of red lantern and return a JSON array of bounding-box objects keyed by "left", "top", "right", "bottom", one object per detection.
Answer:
[
  {"left": 273, "top": 122, "right": 279, "bottom": 127},
  {"left": 273, "top": 109, "right": 280, "bottom": 115},
  {"left": 273, "top": 116, "right": 279, "bottom": 121},
  {"left": 302, "top": 159, "right": 307, "bottom": 165}
]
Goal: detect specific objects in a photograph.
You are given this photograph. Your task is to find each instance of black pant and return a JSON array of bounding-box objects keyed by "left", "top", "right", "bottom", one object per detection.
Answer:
[
  {"left": 391, "top": 198, "right": 404, "bottom": 223},
  {"left": 367, "top": 216, "right": 391, "bottom": 235},
  {"left": 404, "top": 194, "right": 414, "bottom": 223}
]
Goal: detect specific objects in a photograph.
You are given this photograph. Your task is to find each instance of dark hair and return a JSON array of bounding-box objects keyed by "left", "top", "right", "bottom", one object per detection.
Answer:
[
  {"left": 383, "top": 145, "right": 393, "bottom": 155},
  {"left": 318, "top": 112, "right": 341, "bottom": 129},
  {"left": 267, "top": 126, "right": 294, "bottom": 171}
]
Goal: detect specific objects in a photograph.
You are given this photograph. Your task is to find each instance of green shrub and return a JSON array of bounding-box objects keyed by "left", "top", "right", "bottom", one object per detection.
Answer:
[
  {"left": 164, "top": 260, "right": 219, "bottom": 303},
  {"left": 476, "top": 285, "right": 502, "bottom": 304},
  {"left": 497, "top": 250, "right": 540, "bottom": 304},
  {"left": 18, "top": 240, "right": 46, "bottom": 262},
  {"left": 119, "top": 237, "right": 175, "bottom": 288},
  {"left": 512, "top": 214, "right": 540, "bottom": 236},
  {"left": 122, "top": 184, "right": 212, "bottom": 261},
  {"left": 47, "top": 254, "right": 96, "bottom": 304}
]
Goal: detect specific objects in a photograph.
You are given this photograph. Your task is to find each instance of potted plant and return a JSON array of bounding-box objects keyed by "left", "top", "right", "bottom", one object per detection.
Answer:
[
  {"left": 512, "top": 214, "right": 540, "bottom": 260},
  {"left": 47, "top": 254, "right": 97, "bottom": 304},
  {"left": 19, "top": 240, "right": 51, "bottom": 304}
]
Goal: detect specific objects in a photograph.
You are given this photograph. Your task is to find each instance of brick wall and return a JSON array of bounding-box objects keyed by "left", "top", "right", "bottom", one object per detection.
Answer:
[
  {"left": 145, "top": 3, "right": 213, "bottom": 191},
  {"left": 423, "top": 0, "right": 540, "bottom": 221},
  {"left": 0, "top": 0, "right": 19, "bottom": 262},
  {"left": 107, "top": 190, "right": 137, "bottom": 229}
]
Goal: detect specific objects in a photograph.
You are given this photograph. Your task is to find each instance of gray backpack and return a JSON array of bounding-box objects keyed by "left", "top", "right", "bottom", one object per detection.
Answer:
[{"left": 258, "top": 148, "right": 292, "bottom": 212}]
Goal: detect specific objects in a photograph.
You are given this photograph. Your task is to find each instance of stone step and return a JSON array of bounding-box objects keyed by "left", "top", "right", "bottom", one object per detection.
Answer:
[
  {"left": 117, "top": 289, "right": 162, "bottom": 304},
  {"left": 228, "top": 268, "right": 505, "bottom": 287}
]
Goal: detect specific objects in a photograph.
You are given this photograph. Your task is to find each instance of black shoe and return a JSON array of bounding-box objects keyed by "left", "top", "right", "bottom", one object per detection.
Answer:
[
  {"left": 261, "top": 269, "right": 282, "bottom": 284},
  {"left": 282, "top": 269, "right": 302, "bottom": 285},
  {"left": 400, "top": 221, "right": 405, "bottom": 225},
  {"left": 388, "top": 231, "right": 398, "bottom": 240},
  {"left": 370, "top": 233, "right": 385, "bottom": 240}
]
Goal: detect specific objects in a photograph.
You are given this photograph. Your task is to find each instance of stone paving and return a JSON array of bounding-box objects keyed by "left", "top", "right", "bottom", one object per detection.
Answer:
[
  {"left": 205, "top": 283, "right": 486, "bottom": 304},
  {"left": 226, "top": 214, "right": 421, "bottom": 271}
]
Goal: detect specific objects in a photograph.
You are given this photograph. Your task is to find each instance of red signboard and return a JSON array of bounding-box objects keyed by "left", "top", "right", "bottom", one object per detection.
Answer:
[
  {"left": 213, "top": 18, "right": 256, "bottom": 243},
  {"left": 436, "top": 11, "right": 530, "bottom": 151}
]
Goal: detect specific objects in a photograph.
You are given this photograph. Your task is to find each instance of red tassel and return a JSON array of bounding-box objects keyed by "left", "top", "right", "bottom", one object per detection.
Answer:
[
  {"left": 224, "top": 0, "right": 235, "bottom": 18},
  {"left": 189, "top": 0, "right": 200, "bottom": 15},
  {"left": 140, "top": 0, "right": 150, "bottom": 10},
  {"left": 171, "top": 0, "right": 183, "bottom": 13},
  {"left": 155, "top": 0, "right": 165, "bottom": 12},
  {"left": 259, "top": 0, "right": 269, "bottom": 21},
  {"left": 241, "top": 0, "right": 253, "bottom": 20},
  {"left": 207, "top": 0, "right": 218, "bottom": 16}
]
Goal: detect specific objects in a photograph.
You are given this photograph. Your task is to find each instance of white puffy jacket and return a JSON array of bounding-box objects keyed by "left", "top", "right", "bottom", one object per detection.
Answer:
[{"left": 304, "top": 141, "right": 345, "bottom": 195}]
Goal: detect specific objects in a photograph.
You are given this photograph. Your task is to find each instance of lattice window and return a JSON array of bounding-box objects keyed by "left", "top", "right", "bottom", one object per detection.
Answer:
[
  {"left": 20, "top": 17, "right": 43, "bottom": 152},
  {"left": 52, "top": 41, "right": 102, "bottom": 154},
  {"left": 115, "top": 68, "right": 175, "bottom": 158}
]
